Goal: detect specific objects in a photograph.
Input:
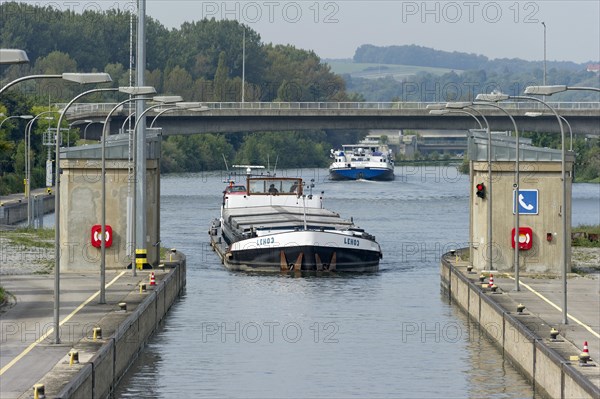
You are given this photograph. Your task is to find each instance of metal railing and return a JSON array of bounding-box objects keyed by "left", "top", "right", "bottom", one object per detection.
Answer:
[{"left": 56, "top": 101, "right": 600, "bottom": 115}]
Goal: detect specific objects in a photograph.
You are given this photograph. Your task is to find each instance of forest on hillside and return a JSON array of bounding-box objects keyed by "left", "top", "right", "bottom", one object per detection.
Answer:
[
  {"left": 347, "top": 44, "right": 599, "bottom": 102},
  {"left": 0, "top": 2, "right": 365, "bottom": 194}
]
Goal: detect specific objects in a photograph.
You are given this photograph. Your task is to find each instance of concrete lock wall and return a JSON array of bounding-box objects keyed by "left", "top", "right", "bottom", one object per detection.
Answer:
[
  {"left": 470, "top": 161, "right": 572, "bottom": 274},
  {"left": 54, "top": 259, "right": 186, "bottom": 399},
  {"left": 60, "top": 158, "right": 160, "bottom": 271},
  {"left": 441, "top": 256, "right": 598, "bottom": 399},
  {"left": 0, "top": 194, "right": 55, "bottom": 225}
]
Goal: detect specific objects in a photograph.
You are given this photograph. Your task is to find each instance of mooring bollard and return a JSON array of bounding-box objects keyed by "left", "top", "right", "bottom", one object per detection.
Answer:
[
  {"left": 118, "top": 302, "right": 127, "bottom": 312},
  {"left": 550, "top": 327, "right": 559, "bottom": 340},
  {"left": 68, "top": 350, "right": 79, "bottom": 365},
  {"left": 516, "top": 303, "right": 525, "bottom": 314},
  {"left": 33, "top": 383, "right": 45, "bottom": 399},
  {"left": 93, "top": 327, "right": 102, "bottom": 340},
  {"left": 139, "top": 283, "right": 147, "bottom": 293}
]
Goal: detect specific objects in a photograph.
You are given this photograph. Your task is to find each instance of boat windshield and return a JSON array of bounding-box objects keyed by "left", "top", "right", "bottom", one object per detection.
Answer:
[
  {"left": 247, "top": 178, "right": 302, "bottom": 195},
  {"left": 225, "top": 185, "right": 247, "bottom": 194}
]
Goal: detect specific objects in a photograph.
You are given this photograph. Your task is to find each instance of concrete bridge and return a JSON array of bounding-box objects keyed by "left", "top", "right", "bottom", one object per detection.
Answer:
[{"left": 64, "top": 101, "right": 600, "bottom": 137}]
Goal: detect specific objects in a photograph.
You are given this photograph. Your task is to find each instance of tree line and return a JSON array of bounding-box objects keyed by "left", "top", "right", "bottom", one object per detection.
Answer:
[{"left": 0, "top": 2, "right": 364, "bottom": 194}]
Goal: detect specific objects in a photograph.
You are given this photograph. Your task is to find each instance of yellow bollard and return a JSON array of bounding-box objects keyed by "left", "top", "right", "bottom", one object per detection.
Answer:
[
  {"left": 93, "top": 327, "right": 102, "bottom": 340},
  {"left": 69, "top": 350, "right": 79, "bottom": 365},
  {"left": 33, "top": 383, "right": 45, "bottom": 399},
  {"left": 139, "top": 283, "right": 147, "bottom": 293}
]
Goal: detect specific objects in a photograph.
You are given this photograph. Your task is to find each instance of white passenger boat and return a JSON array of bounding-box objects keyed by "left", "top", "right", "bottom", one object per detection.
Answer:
[
  {"left": 209, "top": 167, "right": 382, "bottom": 272},
  {"left": 329, "top": 144, "right": 394, "bottom": 181}
]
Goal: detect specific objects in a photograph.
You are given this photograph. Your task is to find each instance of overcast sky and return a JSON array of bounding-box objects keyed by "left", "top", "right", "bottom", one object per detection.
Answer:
[
  {"left": 147, "top": 0, "right": 600, "bottom": 63},
  {"left": 19, "top": 1, "right": 600, "bottom": 63}
]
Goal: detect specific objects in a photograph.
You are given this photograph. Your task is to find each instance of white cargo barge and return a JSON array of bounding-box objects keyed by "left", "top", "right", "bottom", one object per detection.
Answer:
[{"left": 209, "top": 171, "right": 381, "bottom": 272}]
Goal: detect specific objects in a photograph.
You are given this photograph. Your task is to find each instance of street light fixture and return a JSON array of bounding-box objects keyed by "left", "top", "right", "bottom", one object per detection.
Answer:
[
  {"left": 149, "top": 102, "right": 208, "bottom": 128},
  {"left": 429, "top": 107, "right": 484, "bottom": 271},
  {"left": 525, "top": 112, "right": 573, "bottom": 151},
  {"left": 476, "top": 91, "right": 569, "bottom": 324},
  {"left": 0, "top": 72, "right": 112, "bottom": 95},
  {"left": 469, "top": 101, "right": 522, "bottom": 290},
  {"left": 120, "top": 96, "right": 185, "bottom": 133},
  {"left": 83, "top": 121, "right": 101, "bottom": 141},
  {"left": 0, "top": 49, "right": 30, "bottom": 64},
  {"left": 52, "top": 83, "right": 114, "bottom": 344},
  {"left": 446, "top": 102, "right": 493, "bottom": 271},
  {"left": 428, "top": 109, "right": 484, "bottom": 129},
  {"left": 524, "top": 85, "right": 600, "bottom": 95},
  {"left": 100, "top": 87, "right": 157, "bottom": 303},
  {"left": 25, "top": 111, "right": 58, "bottom": 227},
  {"left": 0, "top": 114, "right": 34, "bottom": 131}
]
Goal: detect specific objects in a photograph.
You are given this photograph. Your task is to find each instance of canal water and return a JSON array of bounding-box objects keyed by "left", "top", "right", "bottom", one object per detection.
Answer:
[{"left": 115, "top": 166, "right": 599, "bottom": 398}]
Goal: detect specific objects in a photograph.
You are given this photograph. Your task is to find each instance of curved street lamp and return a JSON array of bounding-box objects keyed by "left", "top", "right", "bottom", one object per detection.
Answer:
[
  {"left": 25, "top": 111, "right": 59, "bottom": 226},
  {"left": 476, "top": 91, "right": 569, "bottom": 325},
  {"left": 149, "top": 102, "right": 208, "bottom": 128},
  {"left": 525, "top": 85, "right": 600, "bottom": 95},
  {"left": 428, "top": 109, "right": 484, "bottom": 129},
  {"left": 0, "top": 114, "right": 34, "bottom": 131},
  {"left": 429, "top": 107, "right": 483, "bottom": 271},
  {"left": 446, "top": 102, "right": 493, "bottom": 272},
  {"left": 525, "top": 112, "right": 573, "bottom": 151},
  {"left": 52, "top": 84, "right": 116, "bottom": 344},
  {"left": 99, "top": 87, "right": 158, "bottom": 300},
  {"left": 0, "top": 72, "right": 112, "bottom": 96},
  {"left": 469, "top": 101, "right": 522, "bottom": 291}
]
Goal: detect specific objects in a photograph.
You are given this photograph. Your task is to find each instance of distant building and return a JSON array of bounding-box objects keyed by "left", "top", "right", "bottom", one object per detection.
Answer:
[{"left": 586, "top": 64, "right": 600, "bottom": 73}]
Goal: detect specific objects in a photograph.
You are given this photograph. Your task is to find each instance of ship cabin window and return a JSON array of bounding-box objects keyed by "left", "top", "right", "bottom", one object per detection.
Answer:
[
  {"left": 226, "top": 185, "right": 246, "bottom": 194},
  {"left": 247, "top": 178, "right": 302, "bottom": 195}
]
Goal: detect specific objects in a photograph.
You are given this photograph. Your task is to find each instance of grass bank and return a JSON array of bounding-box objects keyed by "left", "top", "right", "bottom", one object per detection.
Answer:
[{"left": 572, "top": 225, "right": 600, "bottom": 248}]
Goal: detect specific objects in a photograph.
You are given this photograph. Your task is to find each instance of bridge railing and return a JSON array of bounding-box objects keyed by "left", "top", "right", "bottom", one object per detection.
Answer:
[{"left": 56, "top": 101, "right": 600, "bottom": 115}]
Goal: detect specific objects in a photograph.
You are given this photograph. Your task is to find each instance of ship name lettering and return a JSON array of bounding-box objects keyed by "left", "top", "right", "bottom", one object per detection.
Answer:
[
  {"left": 344, "top": 237, "right": 360, "bottom": 246},
  {"left": 256, "top": 237, "right": 275, "bottom": 246}
]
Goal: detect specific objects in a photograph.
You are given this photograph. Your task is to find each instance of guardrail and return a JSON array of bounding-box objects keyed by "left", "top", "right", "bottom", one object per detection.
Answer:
[{"left": 56, "top": 101, "right": 600, "bottom": 115}]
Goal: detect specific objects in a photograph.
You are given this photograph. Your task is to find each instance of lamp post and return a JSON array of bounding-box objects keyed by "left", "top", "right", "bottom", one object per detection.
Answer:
[
  {"left": 476, "top": 91, "right": 569, "bottom": 324},
  {"left": 99, "top": 87, "right": 157, "bottom": 303},
  {"left": 0, "top": 72, "right": 112, "bottom": 96},
  {"left": 82, "top": 121, "right": 102, "bottom": 141},
  {"left": 524, "top": 85, "right": 600, "bottom": 95},
  {"left": 429, "top": 107, "right": 483, "bottom": 271},
  {"left": 52, "top": 80, "right": 113, "bottom": 344},
  {"left": 0, "top": 114, "right": 34, "bottom": 131},
  {"left": 25, "top": 111, "right": 58, "bottom": 227},
  {"left": 467, "top": 101, "right": 521, "bottom": 290},
  {"left": 446, "top": 102, "right": 493, "bottom": 271},
  {"left": 68, "top": 119, "right": 93, "bottom": 143},
  {"left": 428, "top": 109, "right": 484, "bottom": 129},
  {"left": 149, "top": 102, "right": 208, "bottom": 128},
  {"left": 525, "top": 112, "right": 573, "bottom": 151},
  {"left": 128, "top": 95, "right": 182, "bottom": 272},
  {"left": 542, "top": 22, "right": 547, "bottom": 90}
]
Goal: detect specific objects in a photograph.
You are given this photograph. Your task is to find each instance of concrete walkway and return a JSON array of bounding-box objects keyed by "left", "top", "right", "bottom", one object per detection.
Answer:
[
  {"left": 0, "top": 270, "right": 157, "bottom": 398},
  {"left": 453, "top": 260, "right": 600, "bottom": 392}
]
